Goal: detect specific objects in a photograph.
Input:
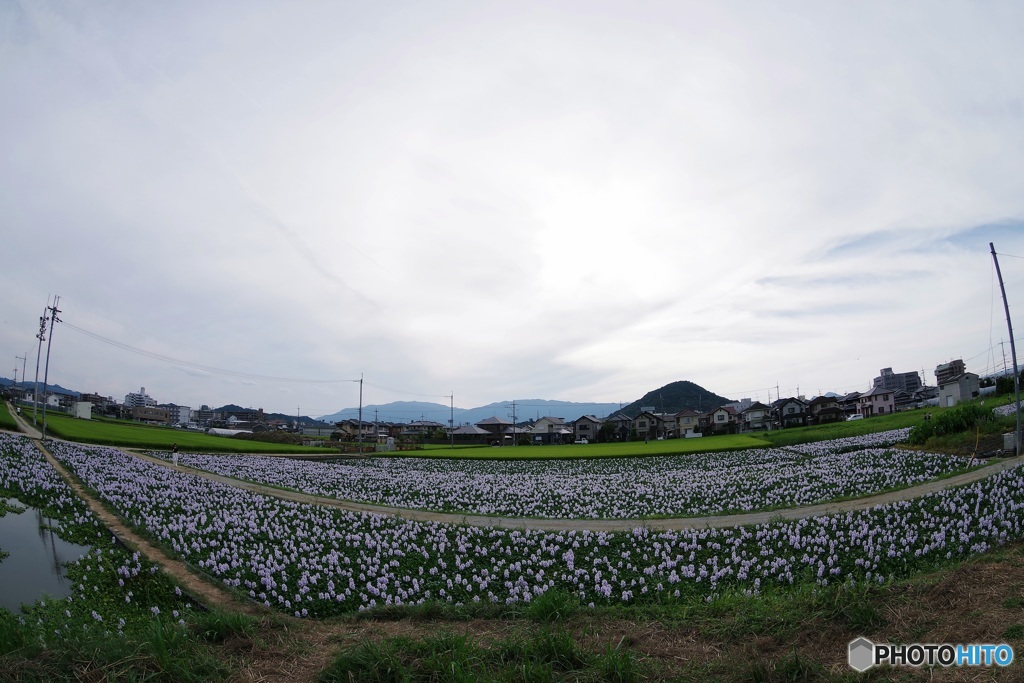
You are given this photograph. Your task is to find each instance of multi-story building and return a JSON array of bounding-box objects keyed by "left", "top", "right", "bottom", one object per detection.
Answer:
[
  {"left": 195, "top": 405, "right": 222, "bottom": 426},
  {"left": 935, "top": 360, "right": 966, "bottom": 386},
  {"left": 131, "top": 406, "right": 169, "bottom": 424},
  {"left": 79, "top": 392, "right": 115, "bottom": 408},
  {"left": 226, "top": 408, "right": 265, "bottom": 424},
  {"left": 873, "top": 368, "right": 923, "bottom": 393},
  {"left": 159, "top": 403, "right": 192, "bottom": 426},
  {"left": 124, "top": 387, "right": 156, "bottom": 409}
]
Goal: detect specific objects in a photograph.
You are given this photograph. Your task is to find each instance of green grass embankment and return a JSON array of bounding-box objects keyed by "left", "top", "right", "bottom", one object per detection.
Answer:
[
  {"left": 31, "top": 411, "right": 333, "bottom": 454},
  {"left": 0, "top": 401, "right": 19, "bottom": 431}
]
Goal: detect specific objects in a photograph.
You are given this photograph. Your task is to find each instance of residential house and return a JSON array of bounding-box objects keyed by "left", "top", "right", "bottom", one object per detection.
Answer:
[
  {"left": 451, "top": 424, "right": 491, "bottom": 444},
  {"left": 334, "top": 418, "right": 378, "bottom": 441},
  {"left": 633, "top": 411, "right": 672, "bottom": 440},
  {"left": 476, "top": 416, "right": 513, "bottom": 440},
  {"left": 602, "top": 411, "right": 634, "bottom": 441},
  {"left": 571, "top": 415, "right": 603, "bottom": 442},
  {"left": 738, "top": 402, "right": 770, "bottom": 431},
  {"left": 658, "top": 412, "right": 678, "bottom": 438},
  {"left": 705, "top": 406, "right": 739, "bottom": 434},
  {"left": 937, "top": 372, "right": 981, "bottom": 408},
  {"left": 772, "top": 398, "right": 808, "bottom": 429},
  {"left": 402, "top": 420, "right": 446, "bottom": 439},
  {"left": 807, "top": 396, "right": 844, "bottom": 425},
  {"left": 502, "top": 425, "right": 532, "bottom": 445},
  {"left": 857, "top": 386, "right": 894, "bottom": 417},
  {"left": 675, "top": 408, "right": 702, "bottom": 436},
  {"left": 531, "top": 416, "right": 573, "bottom": 444},
  {"left": 838, "top": 392, "right": 862, "bottom": 418}
]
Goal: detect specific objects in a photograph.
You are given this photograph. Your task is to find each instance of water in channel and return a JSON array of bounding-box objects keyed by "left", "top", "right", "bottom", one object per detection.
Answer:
[{"left": 0, "top": 502, "right": 91, "bottom": 611}]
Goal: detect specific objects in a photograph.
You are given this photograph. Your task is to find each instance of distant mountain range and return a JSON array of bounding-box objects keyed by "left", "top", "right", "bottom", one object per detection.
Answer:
[
  {"left": 0, "top": 379, "right": 80, "bottom": 396},
  {"left": 317, "top": 381, "right": 737, "bottom": 425},
  {"left": 1, "top": 375, "right": 741, "bottom": 426},
  {"left": 317, "top": 399, "right": 623, "bottom": 426}
]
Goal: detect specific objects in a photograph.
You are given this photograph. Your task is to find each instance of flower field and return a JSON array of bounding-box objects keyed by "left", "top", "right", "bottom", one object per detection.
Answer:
[
  {"left": 0, "top": 433, "right": 203, "bottom": 662},
  {"left": 44, "top": 437, "right": 1024, "bottom": 619},
  {"left": 158, "top": 429, "right": 969, "bottom": 518}
]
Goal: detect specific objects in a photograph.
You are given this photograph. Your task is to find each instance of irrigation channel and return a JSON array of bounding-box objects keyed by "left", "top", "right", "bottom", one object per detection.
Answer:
[{"left": 0, "top": 502, "right": 90, "bottom": 611}]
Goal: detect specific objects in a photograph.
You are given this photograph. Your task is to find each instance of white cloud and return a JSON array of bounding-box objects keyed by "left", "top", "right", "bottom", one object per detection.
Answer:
[{"left": 2, "top": 0, "right": 1023, "bottom": 415}]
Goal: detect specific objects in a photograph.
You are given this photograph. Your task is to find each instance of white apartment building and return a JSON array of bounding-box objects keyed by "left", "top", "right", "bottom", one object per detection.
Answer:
[{"left": 124, "top": 386, "right": 157, "bottom": 408}]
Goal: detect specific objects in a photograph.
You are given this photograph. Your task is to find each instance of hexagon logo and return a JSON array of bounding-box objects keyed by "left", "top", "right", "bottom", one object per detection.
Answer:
[{"left": 849, "top": 637, "right": 875, "bottom": 672}]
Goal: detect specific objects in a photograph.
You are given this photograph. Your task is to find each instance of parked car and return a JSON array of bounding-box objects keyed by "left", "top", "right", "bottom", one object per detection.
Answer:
[
  {"left": 574, "top": 438, "right": 589, "bottom": 444},
  {"left": 847, "top": 414, "right": 864, "bottom": 421}
]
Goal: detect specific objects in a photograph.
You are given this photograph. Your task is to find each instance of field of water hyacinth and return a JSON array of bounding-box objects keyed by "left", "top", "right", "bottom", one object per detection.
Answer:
[
  {"left": 155, "top": 429, "right": 971, "bottom": 518},
  {"left": 40, "top": 436, "right": 1024, "bottom": 620},
  {"left": 0, "top": 432, "right": 225, "bottom": 678}
]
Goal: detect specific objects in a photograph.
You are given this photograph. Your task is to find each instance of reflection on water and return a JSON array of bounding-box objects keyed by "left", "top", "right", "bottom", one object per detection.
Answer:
[{"left": 0, "top": 503, "right": 91, "bottom": 611}]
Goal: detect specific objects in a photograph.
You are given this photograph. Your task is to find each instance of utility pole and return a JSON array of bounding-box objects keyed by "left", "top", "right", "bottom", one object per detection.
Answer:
[
  {"left": 33, "top": 307, "right": 48, "bottom": 427},
  {"left": 14, "top": 354, "right": 26, "bottom": 393},
  {"left": 510, "top": 400, "right": 517, "bottom": 446},
  {"left": 40, "top": 296, "right": 61, "bottom": 441},
  {"left": 446, "top": 392, "right": 454, "bottom": 449},
  {"left": 991, "top": 243, "right": 1021, "bottom": 456},
  {"left": 357, "top": 374, "right": 363, "bottom": 455}
]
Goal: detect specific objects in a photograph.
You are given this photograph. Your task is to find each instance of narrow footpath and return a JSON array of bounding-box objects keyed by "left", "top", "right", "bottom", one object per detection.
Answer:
[
  {"left": 128, "top": 444, "right": 1023, "bottom": 533},
  {"left": 5, "top": 408, "right": 267, "bottom": 614},
  {"left": 8, "top": 405, "right": 1023, "bottom": 533}
]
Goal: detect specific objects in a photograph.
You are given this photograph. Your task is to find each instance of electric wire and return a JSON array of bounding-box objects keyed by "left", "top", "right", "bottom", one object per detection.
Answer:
[{"left": 62, "top": 321, "right": 359, "bottom": 384}]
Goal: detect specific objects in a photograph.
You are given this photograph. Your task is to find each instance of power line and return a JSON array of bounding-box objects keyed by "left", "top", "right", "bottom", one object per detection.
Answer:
[{"left": 62, "top": 321, "right": 358, "bottom": 384}]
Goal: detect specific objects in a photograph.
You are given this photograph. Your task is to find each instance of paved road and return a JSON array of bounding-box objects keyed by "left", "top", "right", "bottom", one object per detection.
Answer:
[{"left": 7, "top": 402, "right": 1022, "bottom": 532}]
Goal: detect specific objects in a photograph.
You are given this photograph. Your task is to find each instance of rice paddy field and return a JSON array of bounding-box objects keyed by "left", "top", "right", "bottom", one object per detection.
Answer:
[
  {"left": 1, "top": 400, "right": 1023, "bottom": 680},
  {"left": 24, "top": 410, "right": 332, "bottom": 454}
]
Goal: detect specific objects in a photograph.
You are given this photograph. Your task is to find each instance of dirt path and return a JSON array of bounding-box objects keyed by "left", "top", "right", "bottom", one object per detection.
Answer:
[
  {"left": 34, "top": 439, "right": 269, "bottom": 617},
  {"left": 7, "top": 404, "right": 1022, "bottom": 532},
  {"left": 3, "top": 407, "right": 265, "bottom": 616},
  {"left": 126, "top": 444, "right": 1024, "bottom": 532},
  {"left": 8, "top": 407, "right": 1024, "bottom": 681}
]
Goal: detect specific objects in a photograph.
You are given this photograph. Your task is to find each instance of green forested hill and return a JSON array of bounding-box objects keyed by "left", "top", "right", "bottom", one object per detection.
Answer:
[{"left": 620, "top": 380, "right": 732, "bottom": 416}]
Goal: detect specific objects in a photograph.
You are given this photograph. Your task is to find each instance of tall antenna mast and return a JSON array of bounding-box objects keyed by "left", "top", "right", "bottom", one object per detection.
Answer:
[{"left": 991, "top": 243, "right": 1021, "bottom": 456}]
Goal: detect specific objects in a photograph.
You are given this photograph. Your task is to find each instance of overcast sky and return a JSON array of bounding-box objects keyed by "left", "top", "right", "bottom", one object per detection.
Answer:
[{"left": 2, "top": 1, "right": 1023, "bottom": 418}]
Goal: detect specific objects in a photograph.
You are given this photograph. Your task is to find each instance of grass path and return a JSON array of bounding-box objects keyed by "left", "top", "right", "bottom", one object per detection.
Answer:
[
  {"left": 9, "top": 404, "right": 1023, "bottom": 531},
  {"left": 125, "top": 445, "right": 1024, "bottom": 532},
  {"left": 9, "top": 404, "right": 1024, "bottom": 680}
]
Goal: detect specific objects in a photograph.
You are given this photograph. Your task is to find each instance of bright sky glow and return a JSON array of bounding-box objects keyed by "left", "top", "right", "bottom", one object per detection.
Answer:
[{"left": 2, "top": 1, "right": 1023, "bottom": 416}]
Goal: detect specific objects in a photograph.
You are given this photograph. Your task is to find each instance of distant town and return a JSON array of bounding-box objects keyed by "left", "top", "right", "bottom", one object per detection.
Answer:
[{"left": 1, "top": 358, "right": 1008, "bottom": 445}]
